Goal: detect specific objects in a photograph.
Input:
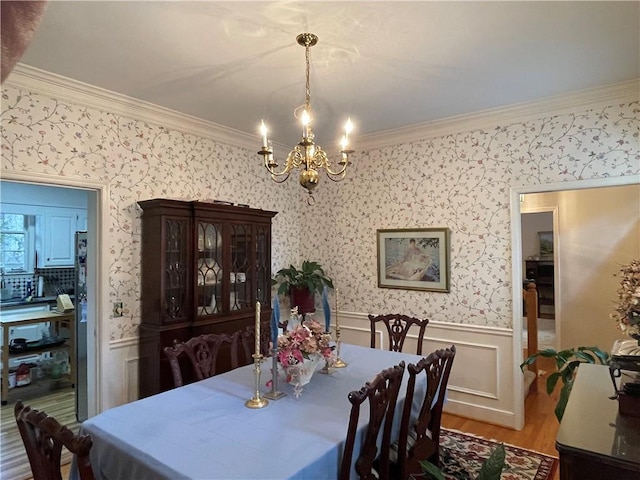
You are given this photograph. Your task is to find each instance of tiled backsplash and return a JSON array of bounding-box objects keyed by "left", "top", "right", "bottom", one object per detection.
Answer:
[{"left": 2, "top": 268, "right": 74, "bottom": 299}]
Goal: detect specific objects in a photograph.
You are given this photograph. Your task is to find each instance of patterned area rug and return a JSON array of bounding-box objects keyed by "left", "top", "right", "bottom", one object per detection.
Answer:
[{"left": 437, "top": 428, "right": 558, "bottom": 480}]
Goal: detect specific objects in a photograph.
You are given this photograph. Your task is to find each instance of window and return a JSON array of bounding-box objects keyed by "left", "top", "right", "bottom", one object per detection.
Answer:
[{"left": 0, "top": 213, "right": 35, "bottom": 272}]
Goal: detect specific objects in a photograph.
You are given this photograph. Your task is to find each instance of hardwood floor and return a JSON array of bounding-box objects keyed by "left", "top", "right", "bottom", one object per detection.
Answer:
[{"left": 8, "top": 357, "right": 561, "bottom": 480}]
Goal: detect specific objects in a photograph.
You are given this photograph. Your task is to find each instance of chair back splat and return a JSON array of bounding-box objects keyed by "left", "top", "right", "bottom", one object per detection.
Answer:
[
  {"left": 233, "top": 324, "right": 272, "bottom": 367},
  {"left": 163, "top": 332, "right": 236, "bottom": 388},
  {"left": 368, "top": 313, "right": 429, "bottom": 355},
  {"left": 396, "top": 345, "right": 456, "bottom": 479},
  {"left": 340, "top": 361, "right": 406, "bottom": 480},
  {"left": 14, "top": 400, "right": 94, "bottom": 480}
]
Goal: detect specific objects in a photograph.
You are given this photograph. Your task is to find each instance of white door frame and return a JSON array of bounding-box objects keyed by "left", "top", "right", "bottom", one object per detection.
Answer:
[
  {"left": 510, "top": 174, "right": 640, "bottom": 430},
  {"left": 2, "top": 169, "right": 109, "bottom": 417}
]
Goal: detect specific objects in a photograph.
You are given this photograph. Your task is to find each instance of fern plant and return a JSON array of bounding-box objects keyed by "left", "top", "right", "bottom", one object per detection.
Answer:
[{"left": 520, "top": 346, "right": 610, "bottom": 421}]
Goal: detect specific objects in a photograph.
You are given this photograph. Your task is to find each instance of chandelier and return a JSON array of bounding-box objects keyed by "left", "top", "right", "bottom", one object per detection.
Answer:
[{"left": 258, "top": 33, "right": 354, "bottom": 205}]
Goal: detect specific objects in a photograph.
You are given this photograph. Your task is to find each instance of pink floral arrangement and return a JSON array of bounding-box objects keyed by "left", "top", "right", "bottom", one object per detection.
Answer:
[
  {"left": 277, "top": 318, "right": 333, "bottom": 367},
  {"left": 611, "top": 259, "right": 640, "bottom": 338}
]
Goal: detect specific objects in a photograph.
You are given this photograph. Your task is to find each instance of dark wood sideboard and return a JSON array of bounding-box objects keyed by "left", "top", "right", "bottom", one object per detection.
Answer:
[
  {"left": 524, "top": 260, "right": 554, "bottom": 319},
  {"left": 556, "top": 363, "right": 640, "bottom": 479},
  {"left": 137, "top": 199, "right": 277, "bottom": 398}
]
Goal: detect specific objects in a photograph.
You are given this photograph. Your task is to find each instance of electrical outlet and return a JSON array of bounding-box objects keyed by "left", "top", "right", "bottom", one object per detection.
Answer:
[{"left": 113, "top": 302, "right": 123, "bottom": 317}]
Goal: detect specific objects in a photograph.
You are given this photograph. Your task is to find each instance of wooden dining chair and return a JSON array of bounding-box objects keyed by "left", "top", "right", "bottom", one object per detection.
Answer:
[
  {"left": 233, "top": 324, "right": 272, "bottom": 366},
  {"left": 339, "top": 361, "right": 406, "bottom": 480},
  {"left": 14, "top": 400, "right": 94, "bottom": 480},
  {"left": 393, "top": 345, "right": 456, "bottom": 479},
  {"left": 163, "top": 332, "right": 236, "bottom": 388},
  {"left": 368, "top": 313, "right": 429, "bottom": 355}
]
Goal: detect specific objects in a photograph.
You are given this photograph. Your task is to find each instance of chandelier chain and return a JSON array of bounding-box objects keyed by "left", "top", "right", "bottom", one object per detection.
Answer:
[{"left": 305, "top": 44, "right": 311, "bottom": 110}]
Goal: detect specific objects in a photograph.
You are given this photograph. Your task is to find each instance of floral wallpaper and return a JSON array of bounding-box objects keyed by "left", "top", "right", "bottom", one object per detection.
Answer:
[
  {"left": 1, "top": 86, "right": 302, "bottom": 340},
  {"left": 1, "top": 84, "right": 638, "bottom": 340},
  {"left": 300, "top": 102, "right": 640, "bottom": 328}
]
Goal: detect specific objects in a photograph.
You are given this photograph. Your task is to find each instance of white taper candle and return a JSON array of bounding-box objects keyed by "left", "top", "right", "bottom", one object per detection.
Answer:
[
  {"left": 255, "top": 301, "right": 261, "bottom": 356},
  {"left": 335, "top": 288, "right": 339, "bottom": 326},
  {"left": 260, "top": 121, "right": 268, "bottom": 149}
]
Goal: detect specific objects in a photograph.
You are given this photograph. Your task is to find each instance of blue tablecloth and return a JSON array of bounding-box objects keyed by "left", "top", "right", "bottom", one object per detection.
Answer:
[{"left": 79, "top": 344, "right": 424, "bottom": 480}]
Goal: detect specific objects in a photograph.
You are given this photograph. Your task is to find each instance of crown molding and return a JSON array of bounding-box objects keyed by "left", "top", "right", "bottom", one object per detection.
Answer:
[
  {"left": 4, "top": 64, "right": 258, "bottom": 151},
  {"left": 357, "top": 79, "right": 640, "bottom": 151},
  {"left": 5, "top": 64, "right": 638, "bottom": 153}
]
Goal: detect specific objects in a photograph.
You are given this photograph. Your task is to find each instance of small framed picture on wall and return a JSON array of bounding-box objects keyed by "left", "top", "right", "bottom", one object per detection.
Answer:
[
  {"left": 538, "top": 231, "right": 553, "bottom": 259},
  {"left": 377, "top": 228, "right": 450, "bottom": 292}
]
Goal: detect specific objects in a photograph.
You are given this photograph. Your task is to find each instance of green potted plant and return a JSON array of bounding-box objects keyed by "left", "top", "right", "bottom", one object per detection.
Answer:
[
  {"left": 273, "top": 260, "right": 333, "bottom": 314},
  {"left": 520, "top": 346, "right": 610, "bottom": 421},
  {"left": 418, "top": 443, "right": 506, "bottom": 480}
]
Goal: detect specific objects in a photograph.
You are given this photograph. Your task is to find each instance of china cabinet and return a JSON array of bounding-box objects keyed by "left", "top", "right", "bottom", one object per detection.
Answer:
[{"left": 137, "top": 199, "right": 276, "bottom": 398}]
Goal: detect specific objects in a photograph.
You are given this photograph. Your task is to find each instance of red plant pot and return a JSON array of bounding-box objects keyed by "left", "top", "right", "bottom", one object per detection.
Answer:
[{"left": 290, "top": 287, "right": 315, "bottom": 314}]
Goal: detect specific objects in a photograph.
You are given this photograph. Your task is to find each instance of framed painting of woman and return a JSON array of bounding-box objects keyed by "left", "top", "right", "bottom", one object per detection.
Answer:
[{"left": 377, "top": 228, "right": 450, "bottom": 292}]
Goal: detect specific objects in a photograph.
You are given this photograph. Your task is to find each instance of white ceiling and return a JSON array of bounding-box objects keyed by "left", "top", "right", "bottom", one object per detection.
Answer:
[{"left": 15, "top": 1, "right": 640, "bottom": 149}]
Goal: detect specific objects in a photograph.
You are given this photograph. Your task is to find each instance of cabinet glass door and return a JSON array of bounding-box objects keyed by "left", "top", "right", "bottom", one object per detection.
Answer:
[
  {"left": 230, "top": 224, "right": 250, "bottom": 311},
  {"left": 196, "top": 221, "right": 223, "bottom": 316},
  {"left": 164, "top": 218, "right": 189, "bottom": 320},
  {"left": 255, "top": 224, "right": 270, "bottom": 305}
]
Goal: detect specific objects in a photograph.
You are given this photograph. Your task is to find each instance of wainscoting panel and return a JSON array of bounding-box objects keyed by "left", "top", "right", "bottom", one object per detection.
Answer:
[
  {"left": 102, "top": 337, "right": 139, "bottom": 411},
  {"left": 333, "top": 311, "right": 518, "bottom": 429},
  {"left": 125, "top": 355, "right": 139, "bottom": 403},
  {"left": 102, "top": 314, "right": 518, "bottom": 428},
  {"left": 440, "top": 339, "right": 499, "bottom": 400}
]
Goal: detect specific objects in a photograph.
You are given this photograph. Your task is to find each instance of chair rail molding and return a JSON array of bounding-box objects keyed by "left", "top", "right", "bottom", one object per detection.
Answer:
[{"left": 104, "top": 317, "right": 516, "bottom": 426}]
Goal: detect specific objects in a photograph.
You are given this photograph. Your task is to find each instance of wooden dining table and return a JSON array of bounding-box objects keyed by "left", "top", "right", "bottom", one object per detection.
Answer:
[{"left": 76, "top": 343, "right": 425, "bottom": 480}]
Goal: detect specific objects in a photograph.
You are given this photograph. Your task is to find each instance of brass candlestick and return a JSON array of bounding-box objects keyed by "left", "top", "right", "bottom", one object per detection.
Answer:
[
  {"left": 263, "top": 348, "right": 286, "bottom": 400},
  {"left": 245, "top": 353, "right": 269, "bottom": 409},
  {"left": 333, "top": 343, "right": 347, "bottom": 368},
  {"left": 333, "top": 288, "right": 347, "bottom": 368},
  {"left": 319, "top": 331, "right": 336, "bottom": 375},
  {"left": 246, "top": 301, "right": 268, "bottom": 408}
]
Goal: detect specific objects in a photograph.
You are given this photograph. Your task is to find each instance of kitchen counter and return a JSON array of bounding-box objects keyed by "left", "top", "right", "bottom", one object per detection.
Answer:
[
  {"left": 0, "top": 295, "right": 67, "bottom": 309},
  {"left": 0, "top": 310, "right": 74, "bottom": 323},
  {"left": 0, "top": 310, "right": 75, "bottom": 405}
]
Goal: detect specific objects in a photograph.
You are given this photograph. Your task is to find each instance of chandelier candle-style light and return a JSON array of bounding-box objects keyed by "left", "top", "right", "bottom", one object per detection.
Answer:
[{"left": 259, "top": 33, "right": 354, "bottom": 205}]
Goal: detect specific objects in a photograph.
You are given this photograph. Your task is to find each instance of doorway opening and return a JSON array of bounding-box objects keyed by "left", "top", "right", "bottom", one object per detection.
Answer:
[
  {"left": 0, "top": 173, "right": 104, "bottom": 421},
  {"left": 0, "top": 175, "right": 105, "bottom": 479},
  {"left": 511, "top": 175, "right": 640, "bottom": 430},
  {"left": 521, "top": 208, "right": 558, "bottom": 352}
]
